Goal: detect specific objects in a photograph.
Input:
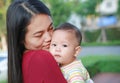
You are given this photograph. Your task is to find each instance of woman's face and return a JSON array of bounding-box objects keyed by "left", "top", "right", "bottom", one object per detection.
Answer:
[{"left": 24, "top": 14, "right": 53, "bottom": 51}]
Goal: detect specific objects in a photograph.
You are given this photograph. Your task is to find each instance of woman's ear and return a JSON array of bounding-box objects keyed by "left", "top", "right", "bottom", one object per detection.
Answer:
[{"left": 74, "top": 46, "right": 81, "bottom": 57}]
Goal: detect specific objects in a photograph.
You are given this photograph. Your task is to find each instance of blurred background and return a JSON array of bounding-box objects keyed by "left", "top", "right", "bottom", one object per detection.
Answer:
[{"left": 0, "top": 0, "right": 120, "bottom": 83}]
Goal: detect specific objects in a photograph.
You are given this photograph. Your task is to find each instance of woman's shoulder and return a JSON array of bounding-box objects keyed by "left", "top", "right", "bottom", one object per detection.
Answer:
[
  {"left": 22, "top": 50, "right": 54, "bottom": 82},
  {"left": 22, "top": 50, "right": 53, "bottom": 65},
  {"left": 23, "top": 50, "right": 51, "bottom": 57},
  {"left": 23, "top": 50, "right": 52, "bottom": 59},
  {"left": 22, "top": 50, "right": 54, "bottom": 72},
  {"left": 22, "top": 50, "right": 67, "bottom": 83}
]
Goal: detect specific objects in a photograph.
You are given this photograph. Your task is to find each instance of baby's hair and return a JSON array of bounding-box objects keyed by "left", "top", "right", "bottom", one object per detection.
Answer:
[{"left": 55, "top": 22, "right": 82, "bottom": 45}]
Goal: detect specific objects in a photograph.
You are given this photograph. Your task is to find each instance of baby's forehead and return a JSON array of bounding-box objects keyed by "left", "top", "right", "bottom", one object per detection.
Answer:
[
  {"left": 54, "top": 29, "right": 76, "bottom": 36},
  {"left": 54, "top": 30, "right": 75, "bottom": 38}
]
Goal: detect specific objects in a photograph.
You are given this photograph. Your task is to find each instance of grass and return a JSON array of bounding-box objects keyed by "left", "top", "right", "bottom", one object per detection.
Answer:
[
  {"left": 0, "top": 80, "right": 7, "bottom": 83},
  {"left": 79, "top": 55, "right": 120, "bottom": 66},
  {"left": 78, "top": 55, "right": 120, "bottom": 77}
]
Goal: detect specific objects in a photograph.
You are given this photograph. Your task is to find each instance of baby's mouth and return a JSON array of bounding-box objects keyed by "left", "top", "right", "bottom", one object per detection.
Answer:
[{"left": 54, "top": 54, "right": 61, "bottom": 58}]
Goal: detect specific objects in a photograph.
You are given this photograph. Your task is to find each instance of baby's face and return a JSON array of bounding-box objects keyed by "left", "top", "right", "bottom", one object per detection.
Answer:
[{"left": 49, "top": 30, "right": 80, "bottom": 67}]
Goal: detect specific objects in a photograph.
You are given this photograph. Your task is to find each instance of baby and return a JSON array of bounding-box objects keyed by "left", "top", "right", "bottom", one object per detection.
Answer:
[{"left": 49, "top": 23, "right": 93, "bottom": 83}]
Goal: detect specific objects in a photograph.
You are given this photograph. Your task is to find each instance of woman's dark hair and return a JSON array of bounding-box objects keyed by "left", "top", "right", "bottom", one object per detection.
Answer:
[
  {"left": 7, "top": 0, "right": 51, "bottom": 83},
  {"left": 55, "top": 23, "right": 82, "bottom": 45}
]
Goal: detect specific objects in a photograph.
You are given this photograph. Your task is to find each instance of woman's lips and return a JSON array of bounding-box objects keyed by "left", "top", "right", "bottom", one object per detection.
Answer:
[
  {"left": 45, "top": 45, "right": 50, "bottom": 48},
  {"left": 43, "top": 44, "right": 50, "bottom": 49}
]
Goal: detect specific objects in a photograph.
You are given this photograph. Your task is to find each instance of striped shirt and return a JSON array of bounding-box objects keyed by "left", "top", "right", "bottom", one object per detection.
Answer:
[{"left": 61, "top": 60, "right": 94, "bottom": 83}]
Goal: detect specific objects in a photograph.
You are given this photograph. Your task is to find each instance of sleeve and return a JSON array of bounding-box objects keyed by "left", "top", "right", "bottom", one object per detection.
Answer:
[
  {"left": 22, "top": 50, "right": 67, "bottom": 83},
  {"left": 68, "top": 71, "right": 85, "bottom": 83},
  {"left": 86, "top": 79, "right": 94, "bottom": 83}
]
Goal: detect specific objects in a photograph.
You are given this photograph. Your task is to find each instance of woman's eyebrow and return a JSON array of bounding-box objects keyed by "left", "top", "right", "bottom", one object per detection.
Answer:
[
  {"left": 48, "top": 23, "right": 53, "bottom": 29},
  {"left": 33, "top": 23, "right": 53, "bottom": 35}
]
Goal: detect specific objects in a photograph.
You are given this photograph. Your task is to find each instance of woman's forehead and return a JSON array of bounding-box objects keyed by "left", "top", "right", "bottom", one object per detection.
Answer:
[{"left": 27, "top": 14, "right": 53, "bottom": 32}]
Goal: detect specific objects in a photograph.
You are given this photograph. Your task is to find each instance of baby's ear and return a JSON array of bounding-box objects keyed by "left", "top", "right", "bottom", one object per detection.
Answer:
[{"left": 74, "top": 46, "right": 81, "bottom": 57}]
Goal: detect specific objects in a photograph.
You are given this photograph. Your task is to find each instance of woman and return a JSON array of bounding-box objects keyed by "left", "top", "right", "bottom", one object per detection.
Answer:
[{"left": 7, "top": 0, "right": 67, "bottom": 83}]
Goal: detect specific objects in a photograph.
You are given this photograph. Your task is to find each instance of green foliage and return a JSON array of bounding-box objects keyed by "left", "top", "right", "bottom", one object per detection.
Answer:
[
  {"left": 106, "top": 28, "right": 120, "bottom": 41},
  {"left": 74, "top": 0, "right": 102, "bottom": 16},
  {"left": 85, "top": 30, "right": 101, "bottom": 42},
  {"left": 42, "top": 0, "right": 72, "bottom": 27},
  {"left": 0, "top": 0, "right": 11, "bottom": 35},
  {"left": 41, "top": 0, "right": 103, "bottom": 26},
  {"left": 117, "top": 0, "right": 120, "bottom": 17},
  {"left": 80, "top": 55, "right": 120, "bottom": 77},
  {"left": 87, "top": 60, "right": 120, "bottom": 77},
  {"left": 51, "top": 1, "right": 71, "bottom": 27},
  {"left": 83, "top": 28, "right": 120, "bottom": 43}
]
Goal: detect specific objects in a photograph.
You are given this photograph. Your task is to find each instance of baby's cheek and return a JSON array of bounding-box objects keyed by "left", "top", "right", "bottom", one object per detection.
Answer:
[{"left": 49, "top": 49, "right": 54, "bottom": 55}]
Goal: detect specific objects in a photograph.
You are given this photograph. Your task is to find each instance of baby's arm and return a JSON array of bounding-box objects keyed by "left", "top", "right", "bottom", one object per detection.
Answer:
[
  {"left": 69, "top": 76, "right": 85, "bottom": 83},
  {"left": 68, "top": 71, "right": 85, "bottom": 83},
  {"left": 67, "top": 68, "right": 94, "bottom": 83}
]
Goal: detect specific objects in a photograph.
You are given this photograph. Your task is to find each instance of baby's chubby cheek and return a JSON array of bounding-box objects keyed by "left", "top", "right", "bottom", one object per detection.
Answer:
[{"left": 49, "top": 49, "right": 54, "bottom": 56}]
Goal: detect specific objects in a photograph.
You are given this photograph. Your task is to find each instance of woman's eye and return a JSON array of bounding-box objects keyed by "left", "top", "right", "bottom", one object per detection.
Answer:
[
  {"left": 63, "top": 44, "right": 67, "bottom": 47},
  {"left": 34, "top": 33, "right": 43, "bottom": 38},
  {"left": 35, "top": 35, "right": 42, "bottom": 37}
]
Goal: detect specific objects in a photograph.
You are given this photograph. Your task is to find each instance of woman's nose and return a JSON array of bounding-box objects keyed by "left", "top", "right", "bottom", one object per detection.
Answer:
[{"left": 44, "top": 32, "right": 52, "bottom": 42}]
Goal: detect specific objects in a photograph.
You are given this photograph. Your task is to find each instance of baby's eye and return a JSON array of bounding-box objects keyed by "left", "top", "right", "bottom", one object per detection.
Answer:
[
  {"left": 51, "top": 44, "right": 57, "bottom": 47},
  {"left": 63, "top": 44, "right": 68, "bottom": 47}
]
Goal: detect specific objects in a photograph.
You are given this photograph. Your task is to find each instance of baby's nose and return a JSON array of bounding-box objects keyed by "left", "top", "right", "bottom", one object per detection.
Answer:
[{"left": 55, "top": 46, "right": 61, "bottom": 52}]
